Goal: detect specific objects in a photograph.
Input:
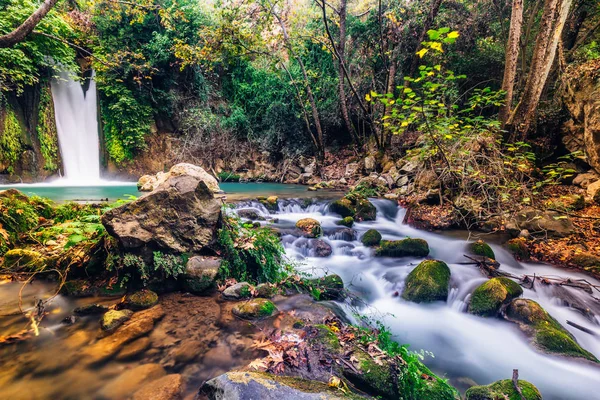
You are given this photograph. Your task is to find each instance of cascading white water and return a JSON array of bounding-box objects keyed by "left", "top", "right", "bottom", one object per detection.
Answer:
[
  {"left": 50, "top": 70, "right": 100, "bottom": 184},
  {"left": 234, "top": 198, "right": 600, "bottom": 399}
]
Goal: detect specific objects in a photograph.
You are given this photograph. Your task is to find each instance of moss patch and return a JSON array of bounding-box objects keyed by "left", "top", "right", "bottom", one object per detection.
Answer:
[
  {"left": 375, "top": 238, "right": 430, "bottom": 257},
  {"left": 101, "top": 309, "right": 133, "bottom": 331},
  {"left": 295, "top": 218, "right": 322, "bottom": 238},
  {"left": 232, "top": 298, "right": 277, "bottom": 319},
  {"left": 470, "top": 240, "right": 495, "bottom": 259},
  {"left": 126, "top": 289, "right": 159, "bottom": 310},
  {"left": 330, "top": 194, "right": 376, "bottom": 221},
  {"left": 3, "top": 249, "right": 47, "bottom": 271},
  {"left": 402, "top": 260, "right": 451, "bottom": 303},
  {"left": 335, "top": 216, "right": 354, "bottom": 227},
  {"left": 506, "top": 298, "right": 598, "bottom": 362},
  {"left": 507, "top": 238, "right": 530, "bottom": 260},
  {"left": 469, "top": 277, "right": 523, "bottom": 317},
  {"left": 361, "top": 229, "right": 382, "bottom": 247},
  {"left": 465, "top": 379, "right": 542, "bottom": 400}
]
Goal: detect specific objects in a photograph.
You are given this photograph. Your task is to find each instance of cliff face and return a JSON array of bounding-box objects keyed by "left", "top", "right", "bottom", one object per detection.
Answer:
[
  {"left": 0, "top": 82, "right": 61, "bottom": 183},
  {"left": 562, "top": 59, "right": 600, "bottom": 173}
]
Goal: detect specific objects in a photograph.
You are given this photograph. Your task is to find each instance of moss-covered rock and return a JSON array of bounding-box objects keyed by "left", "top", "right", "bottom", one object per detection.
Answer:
[
  {"left": 329, "top": 194, "right": 377, "bottom": 221},
  {"left": 222, "top": 282, "right": 254, "bottom": 300},
  {"left": 507, "top": 238, "right": 530, "bottom": 260},
  {"left": 402, "top": 260, "right": 451, "bottom": 303},
  {"left": 2, "top": 249, "right": 47, "bottom": 271},
  {"left": 308, "top": 274, "right": 344, "bottom": 301},
  {"left": 126, "top": 289, "right": 159, "bottom": 310},
  {"left": 0, "top": 190, "right": 46, "bottom": 255},
  {"left": 469, "top": 240, "right": 495, "bottom": 259},
  {"left": 375, "top": 238, "right": 430, "bottom": 258},
  {"left": 296, "top": 218, "right": 322, "bottom": 238},
  {"left": 182, "top": 256, "right": 220, "bottom": 295},
  {"left": 101, "top": 309, "right": 133, "bottom": 331},
  {"left": 465, "top": 379, "right": 542, "bottom": 400},
  {"left": 62, "top": 279, "right": 97, "bottom": 297},
  {"left": 310, "top": 324, "right": 342, "bottom": 353},
  {"left": 232, "top": 298, "right": 277, "bottom": 319},
  {"left": 505, "top": 298, "right": 598, "bottom": 362},
  {"left": 255, "top": 283, "right": 277, "bottom": 298},
  {"left": 361, "top": 229, "right": 382, "bottom": 247},
  {"left": 570, "top": 252, "right": 600, "bottom": 275},
  {"left": 468, "top": 277, "right": 523, "bottom": 317},
  {"left": 335, "top": 216, "right": 354, "bottom": 227}
]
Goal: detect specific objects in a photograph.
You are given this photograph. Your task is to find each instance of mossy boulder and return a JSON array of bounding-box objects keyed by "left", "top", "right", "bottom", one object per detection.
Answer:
[
  {"left": 101, "top": 309, "right": 133, "bottom": 331},
  {"left": 222, "top": 282, "right": 254, "bottom": 300},
  {"left": 296, "top": 218, "right": 322, "bottom": 238},
  {"left": 469, "top": 240, "right": 495, "bottom": 259},
  {"left": 308, "top": 274, "right": 344, "bottom": 301},
  {"left": 402, "top": 260, "right": 451, "bottom": 303},
  {"left": 310, "top": 324, "right": 342, "bottom": 353},
  {"left": 465, "top": 379, "right": 542, "bottom": 400},
  {"left": 0, "top": 190, "right": 47, "bottom": 255},
  {"left": 232, "top": 299, "right": 277, "bottom": 319},
  {"left": 329, "top": 194, "right": 376, "bottom": 221},
  {"left": 2, "top": 249, "right": 47, "bottom": 271},
  {"left": 61, "top": 279, "right": 96, "bottom": 297},
  {"left": 361, "top": 229, "right": 382, "bottom": 247},
  {"left": 375, "top": 238, "right": 430, "bottom": 258},
  {"left": 259, "top": 196, "right": 278, "bottom": 211},
  {"left": 335, "top": 216, "right": 354, "bottom": 227},
  {"left": 570, "top": 252, "right": 600, "bottom": 277},
  {"left": 505, "top": 298, "right": 598, "bottom": 362},
  {"left": 506, "top": 238, "right": 530, "bottom": 260},
  {"left": 255, "top": 283, "right": 277, "bottom": 298},
  {"left": 468, "top": 277, "right": 523, "bottom": 317},
  {"left": 126, "top": 289, "right": 159, "bottom": 310}
]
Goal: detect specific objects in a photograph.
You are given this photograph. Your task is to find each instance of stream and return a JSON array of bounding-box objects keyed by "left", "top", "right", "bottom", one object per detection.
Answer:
[
  {"left": 0, "top": 194, "right": 599, "bottom": 399},
  {"left": 233, "top": 198, "right": 600, "bottom": 399}
]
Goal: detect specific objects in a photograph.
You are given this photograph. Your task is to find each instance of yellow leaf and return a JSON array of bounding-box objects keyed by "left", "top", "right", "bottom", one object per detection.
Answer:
[
  {"left": 430, "top": 42, "right": 443, "bottom": 52},
  {"left": 365, "top": 93, "right": 371, "bottom": 101},
  {"left": 447, "top": 31, "right": 460, "bottom": 39},
  {"left": 416, "top": 48, "right": 428, "bottom": 58}
]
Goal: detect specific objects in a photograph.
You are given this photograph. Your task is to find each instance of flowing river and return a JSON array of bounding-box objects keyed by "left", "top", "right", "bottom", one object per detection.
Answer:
[
  {"left": 232, "top": 198, "right": 600, "bottom": 399},
  {"left": 1, "top": 193, "right": 599, "bottom": 399}
]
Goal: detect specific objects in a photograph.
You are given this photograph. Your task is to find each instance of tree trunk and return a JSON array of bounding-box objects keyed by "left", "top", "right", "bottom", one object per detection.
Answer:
[
  {"left": 499, "top": 0, "right": 524, "bottom": 127},
  {"left": 507, "top": 0, "right": 573, "bottom": 140},
  {"left": 0, "top": 0, "right": 60, "bottom": 48}
]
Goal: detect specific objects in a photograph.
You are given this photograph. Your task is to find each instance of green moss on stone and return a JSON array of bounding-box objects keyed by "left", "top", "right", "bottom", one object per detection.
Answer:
[
  {"left": 330, "top": 194, "right": 376, "bottom": 221},
  {"left": 506, "top": 298, "right": 598, "bottom": 362},
  {"left": 361, "top": 229, "right": 382, "bottom": 247},
  {"left": 3, "top": 249, "right": 46, "bottom": 271},
  {"left": 329, "top": 198, "right": 354, "bottom": 218},
  {"left": 312, "top": 324, "right": 341, "bottom": 353},
  {"left": 232, "top": 298, "right": 277, "bottom": 319},
  {"left": 126, "top": 289, "right": 158, "bottom": 310},
  {"left": 507, "top": 238, "right": 529, "bottom": 260},
  {"left": 375, "top": 238, "right": 430, "bottom": 258},
  {"left": 335, "top": 216, "right": 354, "bottom": 227},
  {"left": 101, "top": 309, "right": 133, "bottom": 331},
  {"left": 402, "top": 260, "right": 451, "bottom": 303},
  {"left": 295, "top": 218, "right": 322, "bottom": 238},
  {"left": 465, "top": 379, "right": 542, "bottom": 400},
  {"left": 469, "top": 277, "right": 523, "bottom": 317},
  {"left": 470, "top": 240, "right": 495, "bottom": 259}
]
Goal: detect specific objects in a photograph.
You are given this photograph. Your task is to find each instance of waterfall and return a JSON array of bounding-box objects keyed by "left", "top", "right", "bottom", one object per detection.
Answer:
[{"left": 50, "top": 70, "right": 100, "bottom": 184}]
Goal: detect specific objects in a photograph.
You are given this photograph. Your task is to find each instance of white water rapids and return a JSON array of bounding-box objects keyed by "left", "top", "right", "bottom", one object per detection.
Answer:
[
  {"left": 50, "top": 70, "right": 101, "bottom": 184},
  {"left": 233, "top": 198, "right": 600, "bottom": 399}
]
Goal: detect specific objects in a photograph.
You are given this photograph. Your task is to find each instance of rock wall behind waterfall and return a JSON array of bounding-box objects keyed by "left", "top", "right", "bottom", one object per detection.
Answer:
[{"left": 0, "top": 82, "right": 61, "bottom": 183}]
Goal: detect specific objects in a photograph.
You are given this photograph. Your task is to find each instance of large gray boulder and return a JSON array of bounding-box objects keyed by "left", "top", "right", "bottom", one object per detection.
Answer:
[
  {"left": 200, "top": 372, "right": 351, "bottom": 400},
  {"left": 102, "top": 173, "right": 222, "bottom": 254},
  {"left": 138, "top": 163, "right": 221, "bottom": 193},
  {"left": 510, "top": 208, "right": 574, "bottom": 238}
]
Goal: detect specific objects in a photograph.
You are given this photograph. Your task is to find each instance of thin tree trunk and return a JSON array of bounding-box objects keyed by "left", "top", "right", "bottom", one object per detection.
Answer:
[
  {"left": 507, "top": 0, "right": 573, "bottom": 140},
  {"left": 499, "top": 0, "right": 524, "bottom": 127},
  {"left": 517, "top": 0, "right": 542, "bottom": 90},
  {"left": 0, "top": 0, "right": 60, "bottom": 48}
]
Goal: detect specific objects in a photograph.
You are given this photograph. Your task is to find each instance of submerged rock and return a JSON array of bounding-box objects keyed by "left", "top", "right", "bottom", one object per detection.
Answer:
[
  {"left": 182, "top": 256, "right": 220, "bottom": 294},
  {"left": 201, "top": 371, "right": 352, "bottom": 400},
  {"left": 361, "top": 229, "right": 382, "bottom": 247},
  {"left": 469, "top": 240, "right": 495, "bottom": 259},
  {"left": 232, "top": 299, "right": 277, "bottom": 319},
  {"left": 100, "top": 363, "right": 167, "bottom": 399},
  {"left": 132, "top": 373, "right": 183, "bottom": 400},
  {"left": 102, "top": 172, "right": 222, "bottom": 254},
  {"left": 375, "top": 238, "right": 430, "bottom": 258},
  {"left": 222, "top": 282, "right": 254, "bottom": 300},
  {"left": 505, "top": 298, "right": 598, "bottom": 362},
  {"left": 101, "top": 309, "right": 133, "bottom": 331},
  {"left": 237, "top": 209, "right": 264, "bottom": 221},
  {"left": 468, "top": 277, "right": 523, "bottom": 317},
  {"left": 465, "top": 379, "right": 542, "bottom": 400},
  {"left": 310, "top": 239, "right": 333, "bottom": 257},
  {"left": 402, "top": 260, "right": 451, "bottom": 303},
  {"left": 126, "top": 289, "right": 159, "bottom": 310},
  {"left": 296, "top": 218, "right": 322, "bottom": 238}
]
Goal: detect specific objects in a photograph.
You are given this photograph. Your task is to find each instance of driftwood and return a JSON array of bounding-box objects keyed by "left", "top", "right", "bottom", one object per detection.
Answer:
[
  {"left": 567, "top": 320, "right": 597, "bottom": 336},
  {"left": 462, "top": 255, "right": 600, "bottom": 296},
  {"left": 512, "top": 369, "right": 527, "bottom": 400}
]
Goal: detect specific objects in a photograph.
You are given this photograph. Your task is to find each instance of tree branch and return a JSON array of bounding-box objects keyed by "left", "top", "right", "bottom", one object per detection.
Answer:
[{"left": 0, "top": 0, "right": 60, "bottom": 48}]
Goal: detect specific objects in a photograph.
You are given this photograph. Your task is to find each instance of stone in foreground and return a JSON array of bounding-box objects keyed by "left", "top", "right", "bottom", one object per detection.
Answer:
[
  {"left": 465, "top": 378, "right": 542, "bottom": 400},
  {"left": 468, "top": 277, "right": 523, "bottom": 317},
  {"left": 375, "top": 238, "right": 429, "bottom": 257},
  {"left": 232, "top": 299, "right": 277, "bottom": 319},
  {"left": 402, "top": 260, "right": 450, "bottom": 303}
]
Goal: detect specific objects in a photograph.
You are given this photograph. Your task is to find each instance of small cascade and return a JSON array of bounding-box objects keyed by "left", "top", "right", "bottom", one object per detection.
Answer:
[
  {"left": 50, "top": 69, "right": 100, "bottom": 184},
  {"left": 231, "top": 198, "right": 600, "bottom": 400}
]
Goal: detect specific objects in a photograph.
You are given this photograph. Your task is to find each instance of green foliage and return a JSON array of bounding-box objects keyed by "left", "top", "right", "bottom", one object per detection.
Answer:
[
  {"left": 152, "top": 251, "right": 186, "bottom": 279},
  {"left": 37, "top": 84, "right": 59, "bottom": 171},
  {"left": 0, "top": 191, "right": 40, "bottom": 254},
  {"left": 217, "top": 171, "right": 241, "bottom": 182},
  {"left": 0, "top": 105, "right": 23, "bottom": 174},
  {"left": 217, "top": 212, "right": 289, "bottom": 283},
  {"left": 122, "top": 253, "right": 149, "bottom": 281}
]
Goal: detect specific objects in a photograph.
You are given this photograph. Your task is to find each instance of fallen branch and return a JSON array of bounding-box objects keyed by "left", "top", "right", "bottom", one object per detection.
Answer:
[{"left": 567, "top": 320, "right": 597, "bottom": 336}]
